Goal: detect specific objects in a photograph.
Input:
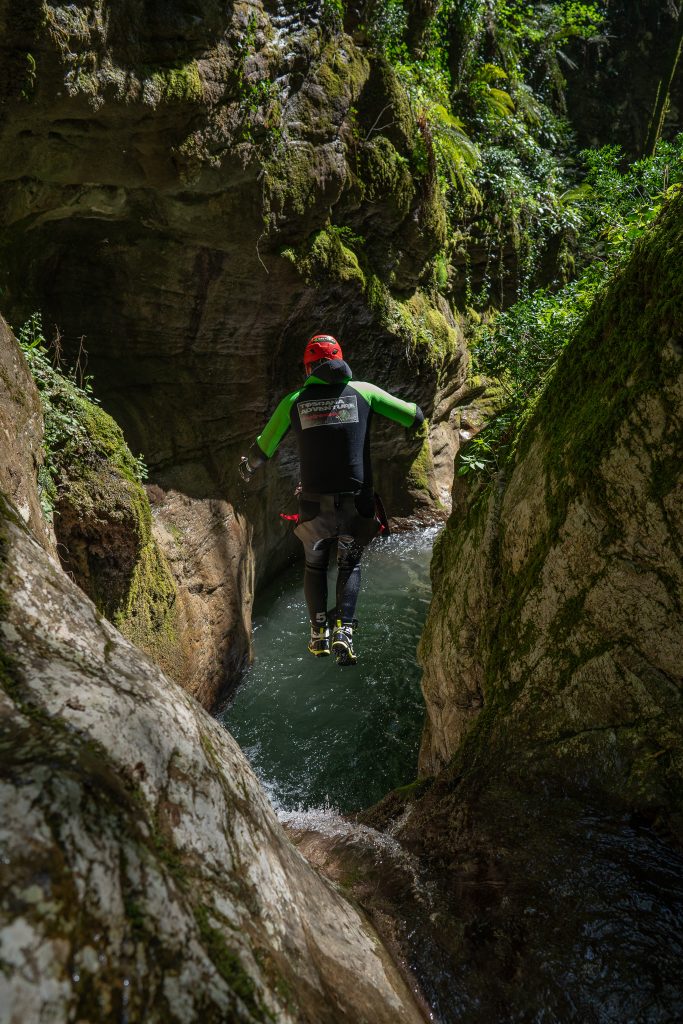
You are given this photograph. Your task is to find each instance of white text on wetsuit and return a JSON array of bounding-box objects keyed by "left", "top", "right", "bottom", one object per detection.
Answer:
[{"left": 298, "top": 395, "right": 359, "bottom": 430}]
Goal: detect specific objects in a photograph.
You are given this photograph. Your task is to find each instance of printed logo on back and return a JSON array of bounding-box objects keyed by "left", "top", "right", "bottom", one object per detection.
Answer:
[{"left": 298, "top": 395, "right": 359, "bottom": 429}]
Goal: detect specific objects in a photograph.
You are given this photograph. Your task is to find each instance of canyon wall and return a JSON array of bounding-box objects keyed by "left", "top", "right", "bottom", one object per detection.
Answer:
[
  {"left": 0, "top": 0, "right": 465, "bottom": 702},
  {"left": 0, "top": 323, "right": 426, "bottom": 1022},
  {"left": 344, "top": 189, "right": 683, "bottom": 1021},
  {"left": 418, "top": 190, "right": 683, "bottom": 800},
  {"left": 564, "top": 0, "right": 683, "bottom": 155}
]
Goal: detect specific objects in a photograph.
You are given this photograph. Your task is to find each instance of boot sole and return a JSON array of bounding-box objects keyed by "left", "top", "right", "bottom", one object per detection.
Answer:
[{"left": 332, "top": 641, "right": 357, "bottom": 666}]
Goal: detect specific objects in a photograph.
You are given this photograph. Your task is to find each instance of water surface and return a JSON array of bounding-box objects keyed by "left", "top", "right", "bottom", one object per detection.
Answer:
[{"left": 220, "top": 528, "right": 438, "bottom": 814}]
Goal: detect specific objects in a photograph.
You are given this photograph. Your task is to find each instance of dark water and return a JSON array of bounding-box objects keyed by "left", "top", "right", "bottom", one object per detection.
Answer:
[{"left": 219, "top": 528, "right": 438, "bottom": 814}]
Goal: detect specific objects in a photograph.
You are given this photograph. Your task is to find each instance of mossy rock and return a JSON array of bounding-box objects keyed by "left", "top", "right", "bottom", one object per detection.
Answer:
[
  {"left": 24, "top": 348, "right": 181, "bottom": 667},
  {"left": 265, "top": 144, "right": 330, "bottom": 224},
  {"left": 356, "top": 135, "right": 414, "bottom": 218},
  {"left": 353, "top": 56, "right": 415, "bottom": 155},
  {"left": 313, "top": 40, "right": 369, "bottom": 105},
  {"left": 418, "top": 190, "right": 683, "bottom": 827},
  {"left": 382, "top": 289, "right": 459, "bottom": 369},
  {"left": 147, "top": 60, "right": 203, "bottom": 104},
  {"left": 406, "top": 420, "right": 440, "bottom": 503},
  {"left": 283, "top": 225, "right": 366, "bottom": 288}
]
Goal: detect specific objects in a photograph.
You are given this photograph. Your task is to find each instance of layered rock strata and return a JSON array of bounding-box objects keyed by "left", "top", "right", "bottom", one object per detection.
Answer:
[
  {"left": 0, "top": 0, "right": 466, "bottom": 701},
  {"left": 0, "top": 501, "right": 425, "bottom": 1022}
]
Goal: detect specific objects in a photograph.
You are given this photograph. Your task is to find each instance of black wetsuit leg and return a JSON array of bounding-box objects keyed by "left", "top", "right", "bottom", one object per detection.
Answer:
[
  {"left": 295, "top": 496, "right": 337, "bottom": 627},
  {"left": 334, "top": 491, "right": 376, "bottom": 623},
  {"left": 303, "top": 540, "right": 333, "bottom": 627},
  {"left": 295, "top": 491, "right": 377, "bottom": 627},
  {"left": 336, "top": 537, "right": 364, "bottom": 623}
]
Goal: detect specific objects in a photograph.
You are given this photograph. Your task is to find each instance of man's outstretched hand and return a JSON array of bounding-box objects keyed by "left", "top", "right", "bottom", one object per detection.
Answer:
[{"left": 238, "top": 456, "right": 255, "bottom": 483}]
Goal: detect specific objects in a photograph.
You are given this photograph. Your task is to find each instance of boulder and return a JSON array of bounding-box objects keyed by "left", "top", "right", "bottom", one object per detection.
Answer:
[{"left": 0, "top": 490, "right": 425, "bottom": 1023}]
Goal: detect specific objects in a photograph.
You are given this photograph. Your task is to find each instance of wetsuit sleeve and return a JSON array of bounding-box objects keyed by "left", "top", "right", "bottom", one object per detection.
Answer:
[
  {"left": 254, "top": 390, "right": 300, "bottom": 459},
  {"left": 349, "top": 381, "right": 423, "bottom": 428}
]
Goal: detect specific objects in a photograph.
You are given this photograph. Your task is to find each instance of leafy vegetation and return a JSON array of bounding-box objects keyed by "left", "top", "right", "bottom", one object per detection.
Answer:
[
  {"left": 17, "top": 313, "right": 147, "bottom": 519},
  {"left": 361, "top": 0, "right": 608, "bottom": 305},
  {"left": 462, "top": 136, "right": 683, "bottom": 474},
  {"left": 355, "top": 1, "right": 683, "bottom": 477},
  {"left": 280, "top": 0, "right": 680, "bottom": 480}
]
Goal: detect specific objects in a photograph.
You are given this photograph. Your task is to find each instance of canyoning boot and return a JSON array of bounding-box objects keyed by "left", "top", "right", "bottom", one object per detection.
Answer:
[
  {"left": 332, "top": 619, "right": 357, "bottom": 666},
  {"left": 307, "top": 625, "right": 331, "bottom": 657}
]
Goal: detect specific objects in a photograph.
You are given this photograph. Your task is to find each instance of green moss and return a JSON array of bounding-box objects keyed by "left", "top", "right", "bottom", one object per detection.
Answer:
[
  {"left": 407, "top": 423, "right": 434, "bottom": 493},
  {"left": 17, "top": 319, "right": 180, "bottom": 670},
  {"left": 284, "top": 225, "right": 457, "bottom": 373},
  {"left": 265, "top": 146, "right": 322, "bottom": 221},
  {"left": 169, "top": 523, "right": 184, "bottom": 547},
  {"left": 56, "top": 404, "right": 179, "bottom": 667},
  {"left": 193, "top": 904, "right": 270, "bottom": 1020},
  {"left": 262, "top": 40, "right": 366, "bottom": 215},
  {"left": 382, "top": 289, "right": 459, "bottom": 368},
  {"left": 74, "top": 396, "right": 143, "bottom": 484},
  {"left": 314, "top": 41, "right": 368, "bottom": 102},
  {"left": 199, "top": 731, "right": 223, "bottom": 778},
  {"left": 114, "top": 541, "right": 178, "bottom": 663},
  {"left": 283, "top": 225, "right": 366, "bottom": 287},
  {"left": 520, "top": 191, "right": 683, "bottom": 516},
  {"left": 391, "top": 778, "right": 431, "bottom": 800},
  {"left": 356, "top": 135, "right": 414, "bottom": 215},
  {"left": 365, "top": 273, "right": 389, "bottom": 317},
  {"left": 356, "top": 56, "right": 415, "bottom": 151},
  {"left": 149, "top": 61, "right": 203, "bottom": 103}
]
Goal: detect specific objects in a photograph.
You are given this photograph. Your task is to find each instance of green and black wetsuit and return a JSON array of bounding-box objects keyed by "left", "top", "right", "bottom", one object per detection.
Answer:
[{"left": 247, "top": 359, "right": 424, "bottom": 626}]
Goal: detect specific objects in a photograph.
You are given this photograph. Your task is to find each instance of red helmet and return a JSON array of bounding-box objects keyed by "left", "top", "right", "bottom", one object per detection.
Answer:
[{"left": 303, "top": 334, "right": 343, "bottom": 374}]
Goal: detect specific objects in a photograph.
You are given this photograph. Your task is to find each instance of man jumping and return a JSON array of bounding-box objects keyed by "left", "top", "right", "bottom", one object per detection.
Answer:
[{"left": 239, "top": 334, "right": 424, "bottom": 666}]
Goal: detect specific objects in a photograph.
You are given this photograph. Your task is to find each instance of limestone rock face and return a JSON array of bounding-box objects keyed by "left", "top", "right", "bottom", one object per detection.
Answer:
[
  {"left": 0, "top": 494, "right": 425, "bottom": 1024},
  {"left": 418, "top": 194, "right": 683, "bottom": 805},
  {"left": 0, "top": 2, "right": 464, "bottom": 504},
  {"left": 345, "top": 193, "right": 683, "bottom": 1022},
  {"left": 0, "top": 317, "right": 54, "bottom": 553},
  {"left": 0, "top": 0, "right": 466, "bottom": 700}
]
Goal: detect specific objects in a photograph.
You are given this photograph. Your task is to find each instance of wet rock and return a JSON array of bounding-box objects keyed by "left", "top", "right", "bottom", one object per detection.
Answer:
[
  {"left": 0, "top": 316, "right": 54, "bottom": 553},
  {"left": 0, "top": 316, "right": 250, "bottom": 707},
  {"left": 0, "top": 0, "right": 466, "bottom": 699},
  {"left": 341, "top": 193, "right": 683, "bottom": 1022},
  {"left": 0, "top": 491, "right": 426, "bottom": 1024}
]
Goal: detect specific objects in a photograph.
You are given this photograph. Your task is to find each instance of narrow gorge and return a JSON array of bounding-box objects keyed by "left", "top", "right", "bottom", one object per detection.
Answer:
[{"left": 1, "top": 1, "right": 682, "bottom": 1021}]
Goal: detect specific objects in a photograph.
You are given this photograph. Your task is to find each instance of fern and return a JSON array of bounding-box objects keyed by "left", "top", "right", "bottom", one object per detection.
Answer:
[
  {"left": 469, "top": 63, "right": 515, "bottom": 120},
  {"left": 428, "top": 103, "right": 482, "bottom": 201}
]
